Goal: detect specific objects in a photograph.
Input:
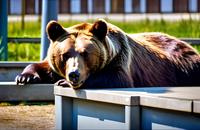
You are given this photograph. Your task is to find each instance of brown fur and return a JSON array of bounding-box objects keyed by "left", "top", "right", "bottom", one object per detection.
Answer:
[
  {"left": 128, "top": 33, "right": 197, "bottom": 85},
  {"left": 16, "top": 19, "right": 200, "bottom": 88}
]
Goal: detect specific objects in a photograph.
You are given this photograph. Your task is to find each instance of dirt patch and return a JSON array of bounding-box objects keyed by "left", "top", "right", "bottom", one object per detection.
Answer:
[{"left": 0, "top": 105, "right": 55, "bottom": 130}]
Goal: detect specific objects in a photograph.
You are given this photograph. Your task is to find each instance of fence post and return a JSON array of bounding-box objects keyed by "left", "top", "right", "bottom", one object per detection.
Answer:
[
  {"left": 0, "top": 0, "right": 8, "bottom": 61},
  {"left": 40, "top": 0, "right": 58, "bottom": 60}
]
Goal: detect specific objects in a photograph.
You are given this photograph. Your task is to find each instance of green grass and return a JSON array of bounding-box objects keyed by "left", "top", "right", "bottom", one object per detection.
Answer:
[
  {"left": 8, "top": 21, "right": 41, "bottom": 37},
  {"left": 6, "top": 19, "right": 200, "bottom": 61},
  {"left": 110, "top": 19, "right": 200, "bottom": 38},
  {"left": 8, "top": 43, "right": 40, "bottom": 61},
  {"left": 8, "top": 19, "right": 200, "bottom": 38},
  {"left": 8, "top": 21, "right": 81, "bottom": 37}
]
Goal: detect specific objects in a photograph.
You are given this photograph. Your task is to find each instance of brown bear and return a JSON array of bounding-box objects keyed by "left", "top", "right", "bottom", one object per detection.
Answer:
[{"left": 15, "top": 19, "right": 200, "bottom": 89}]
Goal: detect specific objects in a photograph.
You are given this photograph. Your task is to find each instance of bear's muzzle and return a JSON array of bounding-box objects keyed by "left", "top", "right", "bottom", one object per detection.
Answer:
[{"left": 68, "top": 70, "right": 80, "bottom": 83}]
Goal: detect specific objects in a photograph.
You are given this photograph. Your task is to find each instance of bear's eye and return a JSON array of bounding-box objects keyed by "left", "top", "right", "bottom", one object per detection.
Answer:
[
  {"left": 61, "top": 53, "right": 70, "bottom": 61},
  {"left": 80, "top": 51, "right": 88, "bottom": 59}
]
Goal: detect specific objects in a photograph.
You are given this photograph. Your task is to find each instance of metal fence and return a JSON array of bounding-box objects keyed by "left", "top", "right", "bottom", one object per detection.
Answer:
[{"left": 7, "top": 37, "right": 200, "bottom": 45}]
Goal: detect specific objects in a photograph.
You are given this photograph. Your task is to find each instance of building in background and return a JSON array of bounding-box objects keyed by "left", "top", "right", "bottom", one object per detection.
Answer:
[{"left": 8, "top": 0, "right": 200, "bottom": 15}]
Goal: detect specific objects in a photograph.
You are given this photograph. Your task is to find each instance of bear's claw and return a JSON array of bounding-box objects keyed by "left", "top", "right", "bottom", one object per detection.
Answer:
[
  {"left": 55, "top": 79, "right": 71, "bottom": 87},
  {"left": 15, "top": 73, "right": 41, "bottom": 85}
]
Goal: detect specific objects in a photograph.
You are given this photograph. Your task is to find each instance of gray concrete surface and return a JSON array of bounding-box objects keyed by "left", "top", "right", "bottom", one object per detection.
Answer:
[
  {"left": 0, "top": 62, "right": 35, "bottom": 81},
  {"left": 54, "top": 87, "right": 200, "bottom": 130},
  {"left": 8, "top": 13, "right": 200, "bottom": 22},
  {"left": 0, "top": 82, "right": 54, "bottom": 101},
  {"left": 54, "top": 86, "right": 200, "bottom": 112}
]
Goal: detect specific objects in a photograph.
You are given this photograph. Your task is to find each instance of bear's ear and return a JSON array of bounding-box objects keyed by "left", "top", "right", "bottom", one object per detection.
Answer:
[
  {"left": 46, "top": 21, "right": 66, "bottom": 42},
  {"left": 89, "top": 19, "right": 108, "bottom": 41}
]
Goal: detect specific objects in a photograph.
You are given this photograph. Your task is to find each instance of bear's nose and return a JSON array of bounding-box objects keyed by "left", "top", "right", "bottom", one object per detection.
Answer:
[{"left": 68, "top": 70, "right": 80, "bottom": 83}]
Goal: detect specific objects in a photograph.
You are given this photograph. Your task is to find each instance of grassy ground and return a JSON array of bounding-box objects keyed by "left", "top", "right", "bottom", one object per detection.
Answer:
[
  {"left": 8, "top": 19, "right": 200, "bottom": 38},
  {"left": 8, "top": 43, "right": 40, "bottom": 61},
  {"left": 6, "top": 19, "right": 200, "bottom": 61},
  {"left": 110, "top": 19, "right": 200, "bottom": 38}
]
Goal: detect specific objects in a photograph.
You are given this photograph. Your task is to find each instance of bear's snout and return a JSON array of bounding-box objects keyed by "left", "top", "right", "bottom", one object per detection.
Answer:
[{"left": 68, "top": 70, "right": 80, "bottom": 83}]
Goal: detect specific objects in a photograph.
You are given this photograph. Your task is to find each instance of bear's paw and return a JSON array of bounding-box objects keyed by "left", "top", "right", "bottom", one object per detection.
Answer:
[
  {"left": 55, "top": 79, "right": 71, "bottom": 87},
  {"left": 15, "top": 73, "right": 41, "bottom": 85}
]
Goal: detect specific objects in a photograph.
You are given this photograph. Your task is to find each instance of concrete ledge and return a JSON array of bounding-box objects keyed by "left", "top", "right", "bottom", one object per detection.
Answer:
[
  {"left": 0, "top": 62, "right": 35, "bottom": 81},
  {"left": 0, "top": 62, "right": 36, "bottom": 67},
  {"left": 54, "top": 86, "right": 200, "bottom": 112},
  {"left": 0, "top": 82, "right": 54, "bottom": 101},
  {"left": 54, "top": 87, "right": 140, "bottom": 106},
  {"left": 193, "top": 100, "right": 200, "bottom": 114},
  {"left": 54, "top": 86, "right": 200, "bottom": 130}
]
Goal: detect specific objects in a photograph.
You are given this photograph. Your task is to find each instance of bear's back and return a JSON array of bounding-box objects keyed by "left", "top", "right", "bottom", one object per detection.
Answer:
[
  {"left": 130, "top": 32, "right": 199, "bottom": 59},
  {"left": 129, "top": 32, "right": 200, "bottom": 86}
]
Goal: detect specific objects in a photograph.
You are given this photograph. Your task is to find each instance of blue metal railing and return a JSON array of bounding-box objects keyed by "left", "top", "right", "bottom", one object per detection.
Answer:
[
  {"left": 41, "top": 0, "right": 58, "bottom": 60},
  {"left": 0, "top": 0, "right": 58, "bottom": 61},
  {"left": 0, "top": 0, "right": 8, "bottom": 60}
]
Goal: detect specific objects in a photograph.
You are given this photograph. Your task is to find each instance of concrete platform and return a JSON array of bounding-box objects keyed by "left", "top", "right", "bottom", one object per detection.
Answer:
[
  {"left": 0, "top": 82, "right": 54, "bottom": 101},
  {"left": 54, "top": 86, "right": 200, "bottom": 130}
]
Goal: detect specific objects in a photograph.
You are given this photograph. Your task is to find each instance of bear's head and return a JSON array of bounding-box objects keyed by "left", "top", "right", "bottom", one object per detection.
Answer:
[{"left": 46, "top": 19, "right": 109, "bottom": 89}]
